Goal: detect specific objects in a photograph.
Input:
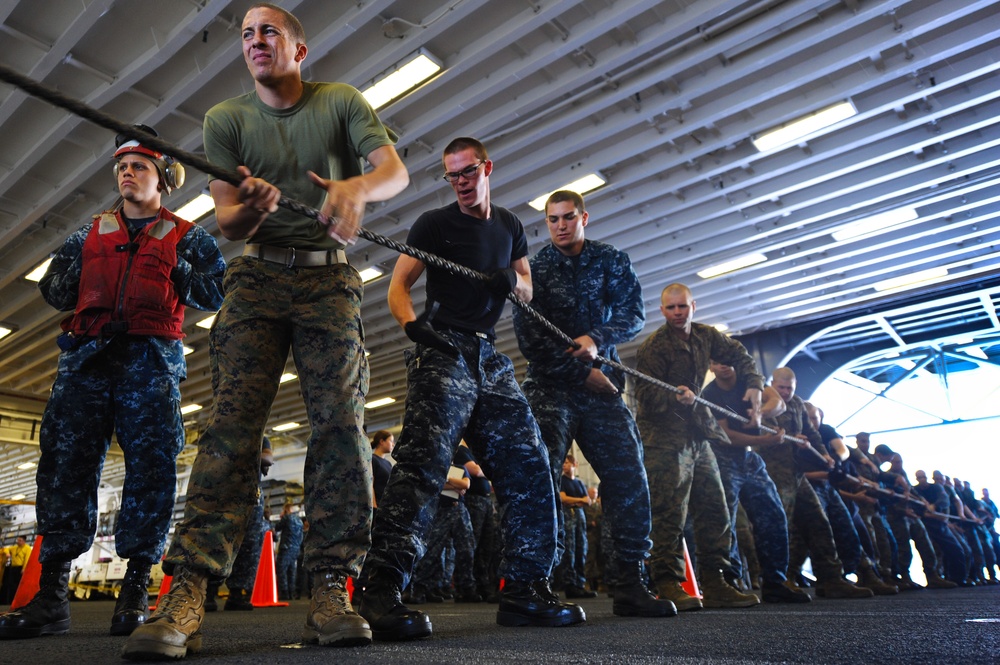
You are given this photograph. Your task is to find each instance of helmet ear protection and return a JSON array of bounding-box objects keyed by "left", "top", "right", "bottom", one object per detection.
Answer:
[{"left": 112, "top": 124, "right": 186, "bottom": 193}]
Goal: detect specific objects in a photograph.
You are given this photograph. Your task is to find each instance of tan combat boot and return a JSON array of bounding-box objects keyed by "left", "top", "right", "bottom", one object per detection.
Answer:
[
  {"left": 121, "top": 566, "right": 207, "bottom": 661},
  {"left": 700, "top": 571, "right": 760, "bottom": 608},
  {"left": 655, "top": 581, "right": 703, "bottom": 611},
  {"left": 859, "top": 562, "right": 899, "bottom": 595},
  {"left": 818, "top": 577, "right": 875, "bottom": 599},
  {"left": 302, "top": 571, "right": 372, "bottom": 647}
]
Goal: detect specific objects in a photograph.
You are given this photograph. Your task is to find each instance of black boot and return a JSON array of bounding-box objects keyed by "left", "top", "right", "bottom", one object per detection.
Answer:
[
  {"left": 224, "top": 587, "right": 254, "bottom": 611},
  {"left": 496, "top": 579, "right": 586, "bottom": 627},
  {"left": 0, "top": 561, "right": 71, "bottom": 639},
  {"left": 613, "top": 562, "right": 678, "bottom": 617},
  {"left": 204, "top": 580, "right": 220, "bottom": 613},
  {"left": 110, "top": 560, "right": 151, "bottom": 636},
  {"left": 358, "top": 573, "right": 432, "bottom": 641}
]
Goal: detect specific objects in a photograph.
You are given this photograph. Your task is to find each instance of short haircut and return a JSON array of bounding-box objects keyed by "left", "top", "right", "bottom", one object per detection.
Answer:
[
  {"left": 248, "top": 3, "right": 306, "bottom": 44},
  {"left": 443, "top": 136, "right": 488, "bottom": 162},
  {"left": 564, "top": 453, "right": 577, "bottom": 465},
  {"left": 546, "top": 190, "right": 585, "bottom": 213},
  {"left": 371, "top": 430, "right": 392, "bottom": 448},
  {"left": 660, "top": 283, "right": 692, "bottom": 302},
  {"left": 772, "top": 366, "right": 796, "bottom": 382}
]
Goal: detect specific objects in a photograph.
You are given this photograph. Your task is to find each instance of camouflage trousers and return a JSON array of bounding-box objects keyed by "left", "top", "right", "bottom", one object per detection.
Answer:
[
  {"left": 226, "top": 503, "right": 266, "bottom": 592},
  {"left": 166, "top": 256, "right": 372, "bottom": 578},
  {"left": 37, "top": 337, "right": 185, "bottom": 564},
  {"left": 367, "top": 331, "right": 557, "bottom": 588},
  {"left": 641, "top": 436, "right": 732, "bottom": 584},
  {"left": 798, "top": 480, "right": 863, "bottom": 575},
  {"left": 923, "top": 519, "right": 967, "bottom": 582},
  {"left": 463, "top": 493, "right": 500, "bottom": 592},
  {"left": 857, "top": 502, "right": 897, "bottom": 579},
  {"left": 769, "top": 470, "right": 844, "bottom": 583},
  {"left": 412, "top": 500, "right": 475, "bottom": 592},
  {"left": 713, "top": 446, "right": 790, "bottom": 585},
  {"left": 523, "top": 381, "right": 653, "bottom": 571},
  {"left": 556, "top": 507, "right": 588, "bottom": 589},
  {"left": 886, "top": 509, "right": 938, "bottom": 576}
]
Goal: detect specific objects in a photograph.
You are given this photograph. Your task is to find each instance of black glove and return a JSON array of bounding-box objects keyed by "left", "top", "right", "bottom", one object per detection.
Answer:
[
  {"left": 404, "top": 305, "right": 459, "bottom": 358},
  {"left": 487, "top": 268, "right": 517, "bottom": 297}
]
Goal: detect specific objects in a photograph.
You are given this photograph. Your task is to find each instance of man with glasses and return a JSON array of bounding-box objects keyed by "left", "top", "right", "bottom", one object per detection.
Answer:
[
  {"left": 360, "top": 137, "right": 585, "bottom": 641},
  {"left": 512, "top": 190, "right": 675, "bottom": 618}
]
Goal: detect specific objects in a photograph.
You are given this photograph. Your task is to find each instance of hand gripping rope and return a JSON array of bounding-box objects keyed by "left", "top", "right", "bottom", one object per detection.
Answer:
[{"left": 0, "top": 62, "right": 794, "bottom": 439}]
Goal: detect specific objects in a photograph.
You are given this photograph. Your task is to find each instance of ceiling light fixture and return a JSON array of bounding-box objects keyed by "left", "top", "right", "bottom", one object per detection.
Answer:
[
  {"left": 361, "top": 50, "right": 442, "bottom": 110},
  {"left": 365, "top": 396, "right": 396, "bottom": 410},
  {"left": 174, "top": 193, "right": 216, "bottom": 222},
  {"left": 279, "top": 373, "right": 298, "bottom": 384},
  {"left": 752, "top": 100, "right": 857, "bottom": 153},
  {"left": 528, "top": 173, "right": 607, "bottom": 211},
  {"left": 182, "top": 345, "right": 195, "bottom": 356},
  {"left": 180, "top": 403, "right": 203, "bottom": 415},
  {"left": 358, "top": 267, "right": 384, "bottom": 283},
  {"left": 872, "top": 267, "right": 949, "bottom": 292},
  {"left": 273, "top": 421, "right": 301, "bottom": 432},
  {"left": 16, "top": 461, "right": 36, "bottom": 471},
  {"left": 25, "top": 258, "right": 52, "bottom": 282},
  {"left": 0, "top": 325, "right": 12, "bottom": 341},
  {"left": 697, "top": 253, "right": 768, "bottom": 279},
  {"left": 196, "top": 314, "right": 215, "bottom": 329},
  {"left": 831, "top": 207, "right": 918, "bottom": 242}
]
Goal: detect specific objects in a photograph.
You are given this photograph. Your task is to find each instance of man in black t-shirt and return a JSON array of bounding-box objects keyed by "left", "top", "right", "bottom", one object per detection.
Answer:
[
  {"left": 556, "top": 455, "right": 595, "bottom": 598},
  {"left": 360, "top": 137, "right": 583, "bottom": 641},
  {"left": 703, "top": 361, "right": 809, "bottom": 604}
]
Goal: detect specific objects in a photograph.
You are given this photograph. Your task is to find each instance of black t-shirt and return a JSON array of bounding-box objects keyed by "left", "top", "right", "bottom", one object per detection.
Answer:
[
  {"left": 406, "top": 202, "right": 527, "bottom": 335},
  {"left": 702, "top": 380, "right": 759, "bottom": 435},
  {"left": 372, "top": 454, "right": 392, "bottom": 506},
  {"left": 561, "top": 475, "right": 588, "bottom": 510},
  {"left": 453, "top": 445, "right": 490, "bottom": 496}
]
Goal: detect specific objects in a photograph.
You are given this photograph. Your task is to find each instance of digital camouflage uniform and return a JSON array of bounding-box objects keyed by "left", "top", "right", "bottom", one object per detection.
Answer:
[
  {"left": 701, "top": 380, "right": 790, "bottom": 586},
  {"left": 761, "top": 397, "right": 846, "bottom": 583},
  {"left": 411, "top": 498, "right": 476, "bottom": 594},
  {"left": 366, "top": 202, "right": 557, "bottom": 590},
  {"left": 36, "top": 213, "right": 224, "bottom": 565},
  {"left": 276, "top": 511, "right": 304, "bottom": 599},
  {"left": 512, "top": 239, "right": 651, "bottom": 583},
  {"left": 165, "top": 81, "right": 392, "bottom": 582},
  {"left": 849, "top": 447, "right": 898, "bottom": 579},
  {"left": 634, "top": 322, "right": 762, "bottom": 585}
]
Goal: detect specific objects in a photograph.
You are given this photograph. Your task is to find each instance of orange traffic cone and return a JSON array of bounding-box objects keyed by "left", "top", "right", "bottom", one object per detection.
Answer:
[
  {"left": 251, "top": 531, "right": 287, "bottom": 607},
  {"left": 680, "top": 537, "right": 701, "bottom": 599},
  {"left": 150, "top": 573, "right": 172, "bottom": 611},
  {"left": 345, "top": 577, "right": 355, "bottom": 602},
  {"left": 9, "top": 535, "right": 44, "bottom": 610}
]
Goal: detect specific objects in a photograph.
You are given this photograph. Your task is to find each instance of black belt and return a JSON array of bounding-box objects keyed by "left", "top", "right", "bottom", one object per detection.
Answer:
[
  {"left": 244, "top": 243, "right": 348, "bottom": 268},
  {"left": 437, "top": 324, "right": 494, "bottom": 342}
]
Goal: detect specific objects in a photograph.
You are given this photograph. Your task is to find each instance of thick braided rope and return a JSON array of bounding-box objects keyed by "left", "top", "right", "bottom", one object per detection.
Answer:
[{"left": 1, "top": 62, "right": 755, "bottom": 422}]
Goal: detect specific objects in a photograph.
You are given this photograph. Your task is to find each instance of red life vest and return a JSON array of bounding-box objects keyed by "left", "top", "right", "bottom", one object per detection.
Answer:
[{"left": 65, "top": 207, "right": 194, "bottom": 340}]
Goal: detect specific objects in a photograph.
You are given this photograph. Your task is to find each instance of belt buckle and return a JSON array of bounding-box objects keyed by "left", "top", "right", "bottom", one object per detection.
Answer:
[{"left": 285, "top": 247, "right": 296, "bottom": 268}]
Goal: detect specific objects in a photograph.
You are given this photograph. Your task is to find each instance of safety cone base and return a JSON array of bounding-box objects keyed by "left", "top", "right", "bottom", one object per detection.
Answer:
[
  {"left": 251, "top": 531, "right": 288, "bottom": 607},
  {"left": 681, "top": 538, "right": 702, "bottom": 599},
  {"left": 10, "top": 535, "right": 44, "bottom": 610}
]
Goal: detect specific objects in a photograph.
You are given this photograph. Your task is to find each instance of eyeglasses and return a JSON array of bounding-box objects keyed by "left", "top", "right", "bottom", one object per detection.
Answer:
[{"left": 442, "top": 161, "right": 485, "bottom": 183}]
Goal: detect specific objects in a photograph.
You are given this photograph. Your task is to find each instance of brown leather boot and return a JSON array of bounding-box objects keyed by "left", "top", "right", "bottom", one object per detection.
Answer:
[
  {"left": 302, "top": 571, "right": 371, "bottom": 647},
  {"left": 121, "top": 566, "right": 207, "bottom": 660}
]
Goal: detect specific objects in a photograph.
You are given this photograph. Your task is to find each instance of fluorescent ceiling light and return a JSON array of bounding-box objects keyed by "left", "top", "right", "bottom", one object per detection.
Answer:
[
  {"left": 697, "top": 253, "right": 768, "bottom": 279},
  {"left": 358, "top": 267, "right": 384, "bottom": 283},
  {"left": 279, "top": 373, "right": 298, "bottom": 384},
  {"left": 182, "top": 345, "right": 194, "bottom": 356},
  {"left": 273, "top": 421, "right": 300, "bottom": 432},
  {"left": 25, "top": 258, "right": 52, "bottom": 282},
  {"left": 365, "top": 396, "right": 396, "bottom": 410},
  {"left": 16, "top": 461, "right": 36, "bottom": 471},
  {"left": 712, "top": 323, "right": 729, "bottom": 332},
  {"left": 196, "top": 314, "right": 216, "bottom": 329},
  {"left": 362, "top": 51, "right": 441, "bottom": 110},
  {"left": 10, "top": 494, "right": 26, "bottom": 501},
  {"left": 180, "top": 403, "right": 203, "bottom": 415},
  {"left": 528, "top": 174, "right": 607, "bottom": 211},
  {"left": 832, "top": 207, "right": 918, "bottom": 242},
  {"left": 872, "top": 267, "right": 949, "bottom": 292},
  {"left": 0, "top": 326, "right": 11, "bottom": 341},
  {"left": 174, "top": 193, "right": 215, "bottom": 222},
  {"left": 752, "top": 101, "right": 857, "bottom": 152}
]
